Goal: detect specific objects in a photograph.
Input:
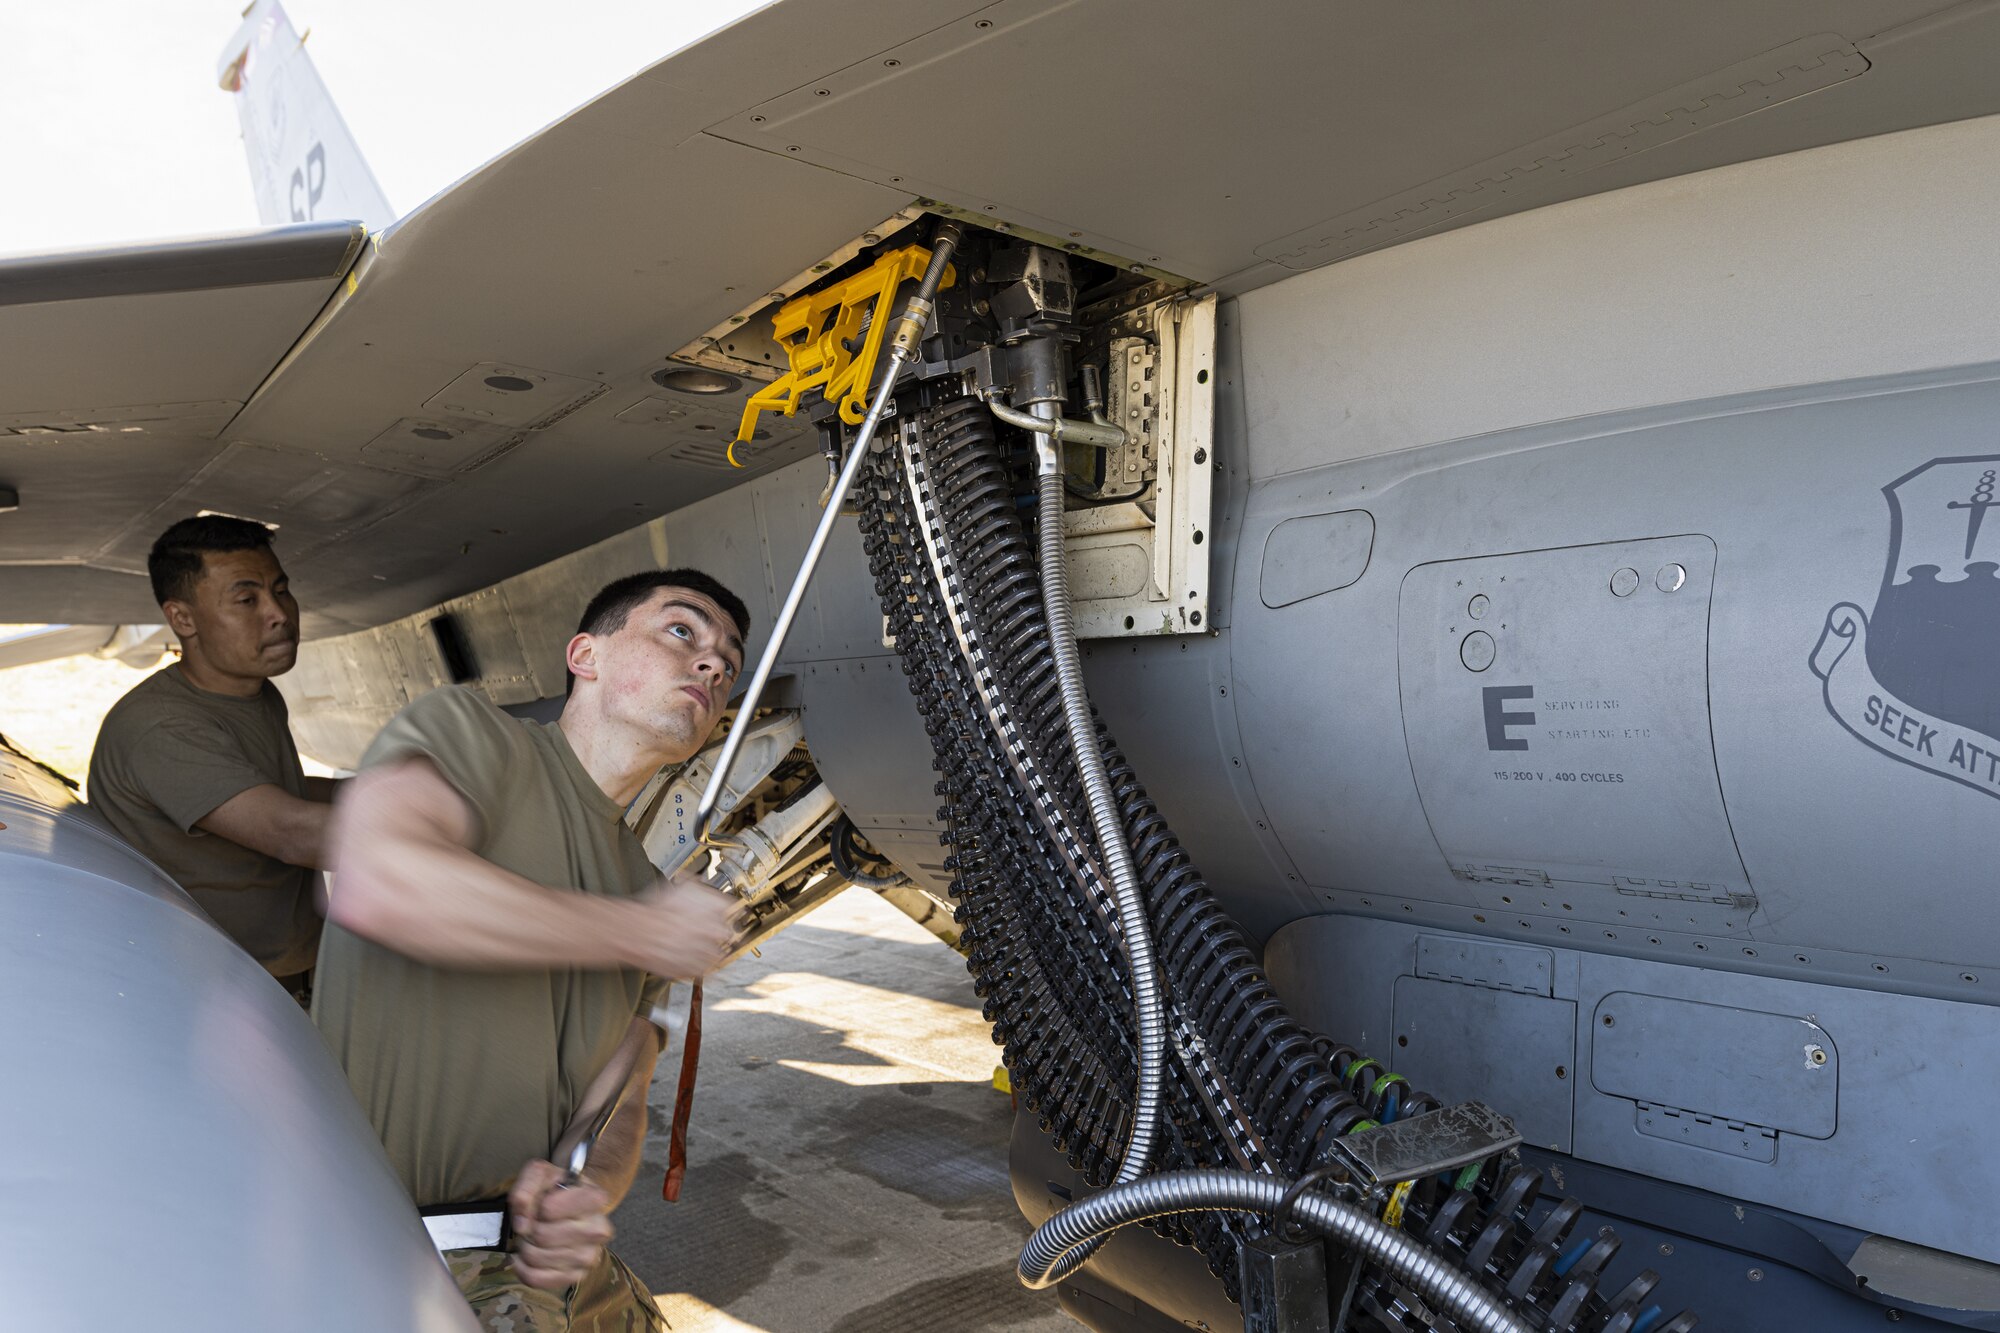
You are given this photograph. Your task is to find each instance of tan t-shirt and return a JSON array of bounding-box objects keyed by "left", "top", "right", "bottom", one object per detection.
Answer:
[
  {"left": 312, "top": 686, "right": 667, "bottom": 1207},
  {"left": 87, "top": 666, "right": 321, "bottom": 976}
]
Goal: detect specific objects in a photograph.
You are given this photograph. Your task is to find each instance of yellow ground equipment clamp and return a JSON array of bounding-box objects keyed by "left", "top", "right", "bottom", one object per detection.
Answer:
[{"left": 730, "top": 242, "right": 956, "bottom": 465}]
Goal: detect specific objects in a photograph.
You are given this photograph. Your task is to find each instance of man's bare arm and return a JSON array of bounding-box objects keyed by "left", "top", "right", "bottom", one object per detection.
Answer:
[
  {"left": 196, "top": 784, "right": 335, "bottom": 869},
  {"left": 556, "top": 1016, "right": 665, "bottom": 1208},
  {"left": 304, "top": 775, "right": 342, "bottom": 802},
  {"left": 328, "top": 756, "right": 735, "bottom": 974},
  {"left": 509, "top": 1016, "right": 663, "bottom": 1288}
]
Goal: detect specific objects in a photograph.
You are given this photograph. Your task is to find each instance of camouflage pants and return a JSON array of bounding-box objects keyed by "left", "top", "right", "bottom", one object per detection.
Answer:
[{"left": 444, "top": 1247, "right": 666, "bottom": 1332}]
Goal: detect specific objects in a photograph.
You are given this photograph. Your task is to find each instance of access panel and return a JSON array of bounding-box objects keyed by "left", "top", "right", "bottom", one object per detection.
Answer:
[
  {"left": 1390, "top": 976, "right": 1576, "bottom": 1153},
  {"left": 1399, "top": 537, "right": 1756, "bottom": 934}
]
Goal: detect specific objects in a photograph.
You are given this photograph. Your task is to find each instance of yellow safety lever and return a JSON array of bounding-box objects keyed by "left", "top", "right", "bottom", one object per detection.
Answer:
[{"left": 730, "top": 243, "right": 955, "bottom": 465}]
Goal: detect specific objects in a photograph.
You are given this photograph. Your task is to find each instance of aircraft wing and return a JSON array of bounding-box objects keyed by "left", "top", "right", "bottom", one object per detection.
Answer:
[
  {"left": 5, "top": 0, "right": 1999, "bottom": 633},
  {"left": 0, "top": 221, "right": 364, "bottom": 623}
]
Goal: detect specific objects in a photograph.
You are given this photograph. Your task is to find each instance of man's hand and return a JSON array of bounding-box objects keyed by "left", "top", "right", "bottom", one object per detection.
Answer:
[
  {"left": 508, "top": 1159, "right": 614, "bottom": 1291},
  {"left": 621, "top": 872, "right": 738, "bottom": 979}
]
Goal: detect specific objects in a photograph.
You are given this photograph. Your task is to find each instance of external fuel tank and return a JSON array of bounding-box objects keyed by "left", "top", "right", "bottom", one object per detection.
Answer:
[{"left": 0, "top": 745, "right": 475, "bottom": 1332}]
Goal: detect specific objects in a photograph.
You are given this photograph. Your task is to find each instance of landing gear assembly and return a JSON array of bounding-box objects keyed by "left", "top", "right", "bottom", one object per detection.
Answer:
[{"left": 707, "top": 219, "right": 1699, "bottom": 1333}]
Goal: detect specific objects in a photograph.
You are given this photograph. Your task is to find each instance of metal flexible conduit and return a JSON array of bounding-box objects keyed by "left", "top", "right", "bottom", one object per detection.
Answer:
[
  {"left": 1018, "top": 1170, "right": 1530, "bottom": 1333},
  {"left": 1032, "top": 418, "right": 1165, "bottom": 1186},
  {"left": 1026, "top": 431, "right": 1168, "bottom": 1285}
]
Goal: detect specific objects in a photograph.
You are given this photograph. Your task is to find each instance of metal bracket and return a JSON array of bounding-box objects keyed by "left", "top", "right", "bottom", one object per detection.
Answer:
[
  {"left": 1239, "top": 1235, "right": 1333, "bottom": 1333},
  {"left": 1330, "top": 1101, "right": 1522, "bottom": 1188}
]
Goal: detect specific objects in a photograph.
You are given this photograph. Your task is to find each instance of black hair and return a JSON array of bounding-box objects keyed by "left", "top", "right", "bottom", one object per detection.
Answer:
[
  {"left": 568, "top": 568, "right": 752, "bottom": 693},
  {"left": 148, "top": 515, "right": 276, "bottom": 606}
]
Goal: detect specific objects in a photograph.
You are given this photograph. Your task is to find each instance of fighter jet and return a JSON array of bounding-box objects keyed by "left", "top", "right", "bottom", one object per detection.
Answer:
[{"left": 4, "top": 2, "right": 1999, "bottom": 1329}]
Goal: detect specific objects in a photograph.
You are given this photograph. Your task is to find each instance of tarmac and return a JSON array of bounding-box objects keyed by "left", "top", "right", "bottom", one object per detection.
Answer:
[{"left": 611, "top": 886, "right": 1078, "bottom": 1333}]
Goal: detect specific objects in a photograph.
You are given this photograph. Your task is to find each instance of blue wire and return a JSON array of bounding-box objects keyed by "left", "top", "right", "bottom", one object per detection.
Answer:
[
  {"left": 1382, "top": 1088, "right": 1400, "bottom": 1123},
  {"left": 1553, "top": 1237, "right": 1592, "bottom": 1278},
  {"left": 1631, "top": 1306, "right": 1665, "bottom": 1333}
]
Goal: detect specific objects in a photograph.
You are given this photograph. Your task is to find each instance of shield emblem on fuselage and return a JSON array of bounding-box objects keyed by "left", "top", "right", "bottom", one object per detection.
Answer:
[
  {"left": 1868, "top": 457, "right": 2000, "bottom": 741},
  {"left": 1810, "top": 455, "right": 2000, "bottom": 799}
]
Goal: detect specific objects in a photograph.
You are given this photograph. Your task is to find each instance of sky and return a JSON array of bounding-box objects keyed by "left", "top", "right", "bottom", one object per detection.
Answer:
[{"left": 0, "top": 0, "right": 768, "bottom": 256}]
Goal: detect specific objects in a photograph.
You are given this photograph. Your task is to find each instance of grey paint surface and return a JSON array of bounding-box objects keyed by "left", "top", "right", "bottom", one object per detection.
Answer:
[
  {"left": 710, "top": 0, "right": 1996, "bottom": 285},
  {"left": 1397, "top": 534, "right": 1754, "bottom": 929},
  {"left": 1389, "top": 977, "right": 1578, "bottom": 1153},
  {"left": 1235, "top": 113, "right": 2000, "bottom": 476},
  {"left": 0, "top": 755, "right": 474, "bottom": 1333},
  {"left": 1232, "top": 367, "right": 2000, "bottom": 981},
  {"left": 1258, "top": 509, "right": 1374, "bottom": 608},
  {"left": 1268, "top": 913, "right": 2000, "bottom": 1270},
  {"left": 1588, "top": 992, "right": 1838, "bottom": 1139},
  {"left": 0, "top": 225, "right": 374, "bottom": 622}
]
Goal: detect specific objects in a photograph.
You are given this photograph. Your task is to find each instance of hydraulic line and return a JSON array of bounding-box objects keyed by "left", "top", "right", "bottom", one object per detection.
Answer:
[
  {"left": 1017, "top": 1169, "right": 1530, "bottom": 1333},
  {"left": 828, "top": 817, "right": 908, "bottom": 890},
  {"left": 989, "top": 396, "right": 1128, "bottom": 450}
]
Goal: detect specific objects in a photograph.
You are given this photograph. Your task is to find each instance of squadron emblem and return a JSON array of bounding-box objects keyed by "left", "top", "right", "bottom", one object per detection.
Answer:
[{"left": 1811, "top": 455, "right": 2000, "bottom": 799}]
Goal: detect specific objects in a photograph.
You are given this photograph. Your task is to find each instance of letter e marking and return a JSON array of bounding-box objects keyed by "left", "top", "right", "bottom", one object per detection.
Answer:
[{"left": 1484, "top": 685, "right": 1537, "bottom": 751}]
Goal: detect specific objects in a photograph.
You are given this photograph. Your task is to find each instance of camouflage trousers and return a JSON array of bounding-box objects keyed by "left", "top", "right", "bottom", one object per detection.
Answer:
[{"left": 444, "top": 1246, "right": 667, "bottom": 1332}]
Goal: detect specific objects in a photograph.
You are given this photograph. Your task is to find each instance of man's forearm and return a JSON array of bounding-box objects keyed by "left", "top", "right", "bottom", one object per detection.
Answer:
[
  {"left": 584, "top": 1078, "right": 650, "bottom": 1209},
  {"left": 197, "top": 784, "right": 335, "bottom": 870},
  {"left": 284, "top": 797, "right": 334, "bottom": 869},
  {"left": 557, "top": 1018, "right": 662, "bottom": 1208}
]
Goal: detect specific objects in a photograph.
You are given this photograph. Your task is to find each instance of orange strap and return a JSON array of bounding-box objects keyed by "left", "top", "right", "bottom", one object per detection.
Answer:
[{"left": 661, "top": 982, "right": 703, "bottom": 1202}]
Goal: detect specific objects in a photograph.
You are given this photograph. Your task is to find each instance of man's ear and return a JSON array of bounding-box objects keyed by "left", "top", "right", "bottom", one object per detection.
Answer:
[
  {"left": 565, "top": 632, "right": 599, "bottom": 687},
  {"left": 161, "top": 598, "right": 198, "bottom": 641}
]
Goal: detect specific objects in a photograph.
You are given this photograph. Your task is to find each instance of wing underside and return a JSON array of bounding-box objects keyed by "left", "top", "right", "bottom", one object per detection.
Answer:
[{"left": 0, "top": 222, "right": 365, "bottom": 622}]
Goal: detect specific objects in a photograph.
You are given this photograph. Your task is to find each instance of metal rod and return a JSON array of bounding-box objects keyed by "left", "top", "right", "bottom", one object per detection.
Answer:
[
  {"left": 693, "top": 225, "right": 961, "bottom": 840},
  {"left": 1080, "top": 363, "right": 1111, "bottom": 425}
]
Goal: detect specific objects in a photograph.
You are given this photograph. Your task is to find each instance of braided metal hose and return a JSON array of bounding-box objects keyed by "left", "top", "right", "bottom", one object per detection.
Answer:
[
  {"left": 1019, "top": 1170, "right": 1530, "bottom": 1333},
  {"left": 1024, "top": 432, "right": 1170, "bottom": 1283},
  {"left": 1033, "top": 426, "right": 1168, "bottom": 1166}
]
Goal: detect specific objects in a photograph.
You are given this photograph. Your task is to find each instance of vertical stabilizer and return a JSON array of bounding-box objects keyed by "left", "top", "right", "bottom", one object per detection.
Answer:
[{"left": 217, "top": 1, "right": 393, "bottom": 230}]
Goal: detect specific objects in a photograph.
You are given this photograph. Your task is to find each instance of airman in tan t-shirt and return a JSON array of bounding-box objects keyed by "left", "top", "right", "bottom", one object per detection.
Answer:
[
  {"left": 320, "top": 572, "right": 748, "bottom": 1331},
  {"left": 89, "top": 668, "right": 320, "bottom": 975},
  {"left": 87, "top": 516, "right": 337, "bottom": 981}
]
